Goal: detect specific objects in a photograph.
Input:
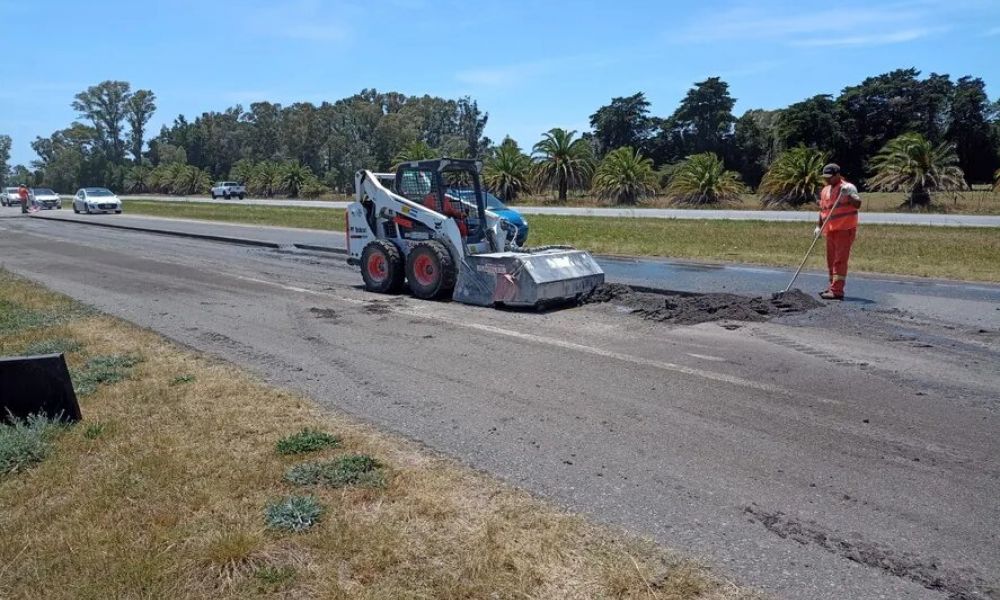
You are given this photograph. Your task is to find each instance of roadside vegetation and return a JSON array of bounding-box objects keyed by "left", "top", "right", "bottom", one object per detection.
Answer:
[
  {"left": 5, "top": 68, "right": 998, "bottom": 216},
  {"left": 0, "top": 270, "right": 758, "bottom": 599}
]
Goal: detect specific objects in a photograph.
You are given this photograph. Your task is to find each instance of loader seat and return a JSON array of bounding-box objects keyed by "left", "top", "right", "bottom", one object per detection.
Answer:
[{"left": 423, "top": 192, "right": 469, "bottom": 237}]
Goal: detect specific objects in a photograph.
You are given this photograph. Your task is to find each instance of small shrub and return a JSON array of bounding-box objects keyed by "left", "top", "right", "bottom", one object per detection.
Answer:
[
  {"left": 83, "top": 422, "right": 106, "bottom": 439},
  {"left": 72, "top": 354, "right": 143, "bottom": 396},
  {"left": 0, "top": 414, "right": 64, "bottom": 476},
  {"left": 285, "top": 454, "right": 385, "bottom": 488},
  {"left": 255, "top": 565, "right": 296, "bottom": 586},
  {"left": 22, "top": 338, "right": 83, "bottom": 356},
  {"left": 275, "top": 428, "right": 340, "bottom": 455},
  {"left": 264, "top": 495, "right": 323, "bottom": 532},
  {"left": 170, "top": 374, "right": 196, "bottom": 386}
]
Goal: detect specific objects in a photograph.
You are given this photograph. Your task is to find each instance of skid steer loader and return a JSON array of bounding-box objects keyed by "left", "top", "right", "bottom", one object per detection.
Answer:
[{"left": 346, "top": 158, "right": 604, "bottom": 307}]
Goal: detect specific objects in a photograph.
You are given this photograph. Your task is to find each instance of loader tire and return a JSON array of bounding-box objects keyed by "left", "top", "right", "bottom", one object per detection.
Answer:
[
  {"left": 406, "top": 240, "right": 456, "bottom": 300},
  {"left": 361, "top": 240, "right": 405, "bottom": 294}
]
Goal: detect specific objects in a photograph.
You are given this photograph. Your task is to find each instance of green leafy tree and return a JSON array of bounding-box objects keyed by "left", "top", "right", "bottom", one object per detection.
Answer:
[
  {"left": 125, "top": 90, "right": 156, "bottom": 163},
  {"left": 245, "top": 102, "right": 284, "bottom": 161},
  {"left": 393, "top": 140, "right": 436, "bottom": 164},
  {"left": 280, "top": 161, "right": 313, "bottom": 197},
  {"left": 483, "top": 138, "right": 531, "bottom": 202},
  {"left": 947, "top": 76, "right": 997, "bottom": 183},
  {"left": 0, "top": 134, "right": 10, "bottom": 186},
  {"left": 531, "top": 128, "right": 594, "bottom": 202},
  {"left": 665, "top": 77, "right": 737, "bottom": 157},
  {"left": 869, "top": 133, "right": 966, "bottom": 208},
  {"left": 72, "top": 81, "right": 132, "bottom": 164},
  {"left": 665, "top": 152, "right": 746, "bottom": 205},
  {"left": 592, "top": 146, "right": 657, "bottom": 205},
  {"left": 759, "top": 146, "right": 830, "bottom": 207},
  {"left": 732, "top": 109, "right": 780, "bottom": 188},
  {"left": 589, "top": 92, "right": 654, "bottom": 155},
  {"left": 775, "top": 95, "right": 843, "bottom": 151}
]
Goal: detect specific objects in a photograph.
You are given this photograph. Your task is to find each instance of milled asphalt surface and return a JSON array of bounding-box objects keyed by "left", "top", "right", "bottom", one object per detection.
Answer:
[
  {"left": 3, "top": 208, "right": 999, "bottom": 599},
  {"left": 115, "top": 194, "right": 1000, "bottom": 227}
]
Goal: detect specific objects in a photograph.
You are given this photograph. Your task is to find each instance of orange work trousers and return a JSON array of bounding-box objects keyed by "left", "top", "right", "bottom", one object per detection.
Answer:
[{"left": 825, "top": 228, "right": 856, "bottom": 296}]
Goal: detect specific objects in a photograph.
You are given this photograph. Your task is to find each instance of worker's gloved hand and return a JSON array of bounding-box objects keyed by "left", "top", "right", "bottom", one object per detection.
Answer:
[{"left": 813, "top": 226, "right": 822, "bottom": 236}]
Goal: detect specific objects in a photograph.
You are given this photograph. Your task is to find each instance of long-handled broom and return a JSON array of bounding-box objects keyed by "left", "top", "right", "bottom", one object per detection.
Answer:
[{"left": 782, "top": 189, "right": 846, "bottom": 293}]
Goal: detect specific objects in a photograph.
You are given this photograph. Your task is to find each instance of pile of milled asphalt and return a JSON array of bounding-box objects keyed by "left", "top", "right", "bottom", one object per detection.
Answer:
[{"left": 580, "top": 283, "right": 823, "bottom": 325}]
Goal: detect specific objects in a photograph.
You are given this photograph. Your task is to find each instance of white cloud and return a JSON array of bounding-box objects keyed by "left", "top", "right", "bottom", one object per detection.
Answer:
[
  {"left": 792, "top": 28, "right": 938, "bottom": 47},
  {"left": 455, "top": 62, "right": 552, "bottom": 87},
  {"left": 677, "top": 1, "right": 948, "bottom": 47},
  {"left": 985, "top": 26, "right": 1000, "bottom": 36}
]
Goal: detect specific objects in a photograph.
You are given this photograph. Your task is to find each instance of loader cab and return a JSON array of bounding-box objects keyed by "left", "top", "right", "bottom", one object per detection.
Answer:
[{"left": 395, "top": 159, "right": 488, "bottom": 245}]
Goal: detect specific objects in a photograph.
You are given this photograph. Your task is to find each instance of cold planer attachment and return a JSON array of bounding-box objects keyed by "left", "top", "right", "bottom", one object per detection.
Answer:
[{"left": 346, "top": 158, "right": 604, "bottom": 308}]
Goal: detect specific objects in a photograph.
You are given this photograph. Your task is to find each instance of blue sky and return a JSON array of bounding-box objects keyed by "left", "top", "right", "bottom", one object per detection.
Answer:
[{"left": 2, "top": 0, "right": 998, "bottom": 166}]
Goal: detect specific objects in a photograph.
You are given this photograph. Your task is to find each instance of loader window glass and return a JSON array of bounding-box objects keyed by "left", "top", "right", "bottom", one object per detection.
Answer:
[{"left": 397, "top": 169, "right": 435, "bottom": 203}]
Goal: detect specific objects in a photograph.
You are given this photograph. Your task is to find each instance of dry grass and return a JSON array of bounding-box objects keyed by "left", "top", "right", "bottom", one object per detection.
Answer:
[{"left": 0, "top": 271, "right": 760, "bottom": 600}]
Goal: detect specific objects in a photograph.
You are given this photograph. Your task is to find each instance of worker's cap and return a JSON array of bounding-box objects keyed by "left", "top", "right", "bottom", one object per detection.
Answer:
[{"left": 821, "top": 163, "right": 841, "bottom": 178}]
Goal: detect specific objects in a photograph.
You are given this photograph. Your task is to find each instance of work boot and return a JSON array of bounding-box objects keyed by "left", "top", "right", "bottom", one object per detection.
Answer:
[{"left": 819, "top": 290, "right": 844, "bottom": 300}]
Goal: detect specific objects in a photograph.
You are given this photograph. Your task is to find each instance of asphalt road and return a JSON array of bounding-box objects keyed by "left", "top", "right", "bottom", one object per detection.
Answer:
[
  {"left": 33, "top": 210, "right": 1000, "bottom": 330},
  {"left": 114, "top": 195, "right": 1000, "bottom": 227},
  {"left": 2, "top": 210, "right": 998, "bottom": 599}
]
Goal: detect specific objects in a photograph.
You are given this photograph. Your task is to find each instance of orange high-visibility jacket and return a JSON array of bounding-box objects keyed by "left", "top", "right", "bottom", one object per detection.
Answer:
[{"left": 819, "top": 181, "right": 860, "bottom": 232}]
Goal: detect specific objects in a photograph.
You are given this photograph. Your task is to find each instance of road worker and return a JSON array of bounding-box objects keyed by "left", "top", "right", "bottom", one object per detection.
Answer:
[
  {"left": 17, "top": 184, "right": 29, "bottom": 214},
  {"left": 816, "top": 163, "right": 861, "bottom": 300}
]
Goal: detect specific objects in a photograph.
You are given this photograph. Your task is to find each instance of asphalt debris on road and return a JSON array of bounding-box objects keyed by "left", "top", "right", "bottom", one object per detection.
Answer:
[
  {"left": 581, "top": 283, "right": 823, "bottom": 325},
  {"left": 744, "top": 505, "right": 996, "bottom": 599}
]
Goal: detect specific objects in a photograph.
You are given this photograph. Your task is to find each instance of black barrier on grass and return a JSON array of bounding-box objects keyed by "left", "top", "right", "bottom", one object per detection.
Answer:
[{"left": 0, "top": 353, "right": 81, "bottom": 423}]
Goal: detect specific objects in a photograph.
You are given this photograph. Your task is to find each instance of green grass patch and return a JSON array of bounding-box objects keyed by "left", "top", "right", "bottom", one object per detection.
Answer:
[
  {"left": 285, "top": 454, "right": 385, "bottom": 488},
  {"left": 275, "top": 428, "right": 340, "bottom": 455},
  {"left": 22, "top": 338, "right": 84, "bottom": 356},
  {"left": 169, "top": 374, "right": 196, "bottom": 386},
  {"left": 122, "top": 199, "right": 343, "bottom": 230},
  {"left": 528, "top": 216, "right": 1000, "bottom": 282},
  {"left": 254, "top": 565, "right": 296, "bottom": 587},
  {"left": 72, "top": 354, "right": 143, "bottom": 396},
  {"left": 263, "top": 495, "right": 324, "bottom": 532},
  {"left": 83, "top": 422, "right": 107, "bottom": 440},
  {"left": 0, "top": 414, "right": 65, "bottom": 477},
  {"left": 0, "top": 300, "right": 64, "bottom": 335}
]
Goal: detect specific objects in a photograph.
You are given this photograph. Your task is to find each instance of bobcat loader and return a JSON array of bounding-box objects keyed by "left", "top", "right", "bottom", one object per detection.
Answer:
[{"left": 346, "top": 158, "right": 603, "bottom": 307}]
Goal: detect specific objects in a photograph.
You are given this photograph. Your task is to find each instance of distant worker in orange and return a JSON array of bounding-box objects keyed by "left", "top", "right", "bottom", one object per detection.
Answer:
[
  {"left": 17, "top": 184, "right": 29, "bottom": 214},
  {"left": 816, "top": 163, "right": 861, "bottom": 300}
]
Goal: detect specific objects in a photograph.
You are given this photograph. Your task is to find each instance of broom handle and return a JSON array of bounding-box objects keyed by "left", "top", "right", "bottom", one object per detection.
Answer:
[{"left": 783, "top": 191, "right": 845, "bottom": 293}]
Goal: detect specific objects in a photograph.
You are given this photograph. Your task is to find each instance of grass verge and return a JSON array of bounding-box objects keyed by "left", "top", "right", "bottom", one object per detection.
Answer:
[
  {"left": 528, "top": 216, "right": 1000, "bottom": 282},
  {"left": 121, "top": 199, "right": 345, "bottom": 230},
  {"left": 0, "top": 269, "right": 758, "bottom": 599}
]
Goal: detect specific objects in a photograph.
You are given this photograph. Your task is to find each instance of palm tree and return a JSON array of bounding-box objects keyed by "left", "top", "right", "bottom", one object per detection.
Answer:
[
  {"left": 249, "top": 161, "right": 282, "bottom": 198},
  {"left": 483, "top": 138, "right": 532, "bottom": 202},
  {"left": 393, "top": 140, "right": 436, "bottom": 164},
  {"left": 173, "top": 165, "right": 210, "bottom": 196},
  {"left": 531, "top": 128, "right": 594, "bottom": 202},
  {"left": 592, "top": 146, "right": 658, "bottom": 205},
  {"left": 759, "top": 146, "right": 829, "bottom": 207},
  {"left": 869, "top": 132, "right": 965, "bottom": 208},
  {"left": 280, "top": 161, "right": 314, "bottom": 198},
  {"left": 124, "top": 165, "right": 151, "bottom": 194},
  {"left": 229, "top": 159, "right": 256, "bottom": 186},
  {"left": 665, "top": 153, "right": 746, "bottom": 205}
]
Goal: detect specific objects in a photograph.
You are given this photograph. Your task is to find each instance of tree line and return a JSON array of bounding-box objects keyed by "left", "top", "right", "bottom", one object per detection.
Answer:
[{"left": 2, "top": 67, "right": 998, "bottom": 207}]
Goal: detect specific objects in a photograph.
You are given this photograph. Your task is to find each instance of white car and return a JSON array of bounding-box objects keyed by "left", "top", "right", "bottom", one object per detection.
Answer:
[
  {"left": 72, "top": 188, "right": 122, "bottom": 214},
  {"left": 1, "top": 187, "right": 20, "bottom": 207},
  {"left": 29, "top": 188, "right": 62, "bottom": 210},
  {"left": 210, "top": 181, "right": 245, "bottom": 200}
]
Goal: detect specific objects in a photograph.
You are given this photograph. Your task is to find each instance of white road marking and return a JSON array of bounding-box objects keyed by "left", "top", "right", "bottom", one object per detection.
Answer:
[{"left": 686, "top": 353, "right": 727, "bottom": 362}]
